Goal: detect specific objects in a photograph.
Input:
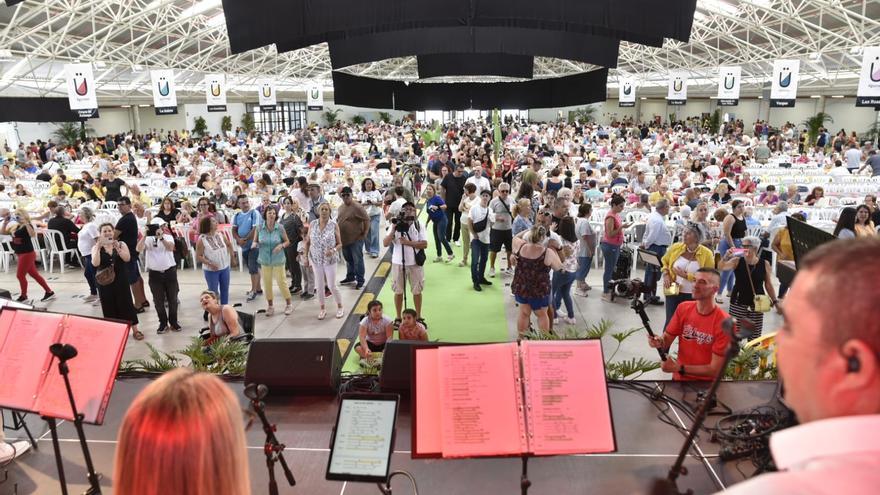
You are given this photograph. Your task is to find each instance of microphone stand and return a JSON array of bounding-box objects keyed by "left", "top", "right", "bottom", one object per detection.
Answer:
[
  {"left": 49, "top": 343, "right": 102, "bottom": 495},
  {"left": 244, "top": 384, "right": 296, "bottom": 495},
  {"left": 649, "top": 318, "right": 752, "bottom": 495},
  {"left": 631, "top": 298, "right": 668, "bottom": 361}
]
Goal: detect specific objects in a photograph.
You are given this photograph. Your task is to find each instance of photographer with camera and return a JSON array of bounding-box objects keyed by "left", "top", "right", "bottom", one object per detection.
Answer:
[
  {"left": 383, "top": 201, "right": 428, "bottom": 323},
  {"left": 137, "top": 219, "right": 181, "bottom": 334},
  {"left": 647, "top": 268, "right": 731, "bottom": 381}
]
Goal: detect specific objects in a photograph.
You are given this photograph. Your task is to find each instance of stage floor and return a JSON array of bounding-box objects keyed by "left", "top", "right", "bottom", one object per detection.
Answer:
[{"left": 1, "top": 378, "right": 779, "bottom": 495}]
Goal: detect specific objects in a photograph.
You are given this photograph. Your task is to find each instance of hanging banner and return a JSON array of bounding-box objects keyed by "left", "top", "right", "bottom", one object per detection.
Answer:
[
  {"left": 205, "top": 74, "right": 227, "bottom": 112},
  {"left": 856, "top": 47, "right": 880, "bottom": 107},
  {"left": 64, "top": 63, "right": 99, "bottom": 119},
  {"left": 618, "top": 78, "right": 636, "bottom": 107},
  {"left": 307, "top": 85, "right": 324, "bottom": 111},
  {"left": 150, "top": 69, "right": 178, "bottom": 115},
  {"left": 770, "top": 60, "right": 799, "bottom": 108},
  {"left": 717, "top": 66, "right": 741, "bottom": 106},
  {"left": 258, "top": 79, "right": 277, "bottom": 111},
  {"left": 666, "top": 72, "right": 687, "bottom": 106}
]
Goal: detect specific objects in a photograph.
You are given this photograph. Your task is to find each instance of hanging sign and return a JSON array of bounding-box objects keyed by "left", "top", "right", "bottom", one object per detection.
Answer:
[
  {"left": 717, "top": 66, "right": 741, "bottom": 106},
  {"left": 150, "top": 69, "right": 178, "bottom": 115},
  {"left": 65, "top": 63, "right": 99, "bottom": 119},
  {"left": 205, "top": 74, "right": 227, "bottom": 112},
  {"left": 618, "top": 78, "right": 636, "bottom": 107},
  {"left": 258, "top": 79, "right": 277, "bottom": 111},
  {"left": 770, "top": 60, "right": 799, "bottom": 108},
  {"left": 307, "top": 85, "right": 324, "bottom": 111},
  {"left": 666, "top": 72, "right": 687, "bottom": 106},
  {"left": 856, "top": 47, "right": 880, "bottom": 107}
]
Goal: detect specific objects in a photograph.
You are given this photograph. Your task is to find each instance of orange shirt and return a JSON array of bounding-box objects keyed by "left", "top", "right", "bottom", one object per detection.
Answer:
[{"left": 665, "top": 301, "right": 731, "bottom": 381}]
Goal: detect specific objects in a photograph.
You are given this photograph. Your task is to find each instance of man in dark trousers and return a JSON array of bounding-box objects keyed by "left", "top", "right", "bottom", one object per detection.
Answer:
[
  {"left": 440, "top": 163, "right": 467, "bottom": 246},
  {"left": 337, "top": 187, "right": 370, "bottom": 290}
]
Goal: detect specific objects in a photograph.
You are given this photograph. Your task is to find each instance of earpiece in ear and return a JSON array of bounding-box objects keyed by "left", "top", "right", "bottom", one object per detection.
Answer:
[{"left": 847, "top": 355, "right": 861, "bottom": 373}]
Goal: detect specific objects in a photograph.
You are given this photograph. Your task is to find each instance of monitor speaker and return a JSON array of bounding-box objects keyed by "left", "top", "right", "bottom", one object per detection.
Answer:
[
  {"left": 245, "top": 338, "right": 341, "bottom": 395},
  {"left": 379, "top": 340, "right": 458, "bottom": 393}
]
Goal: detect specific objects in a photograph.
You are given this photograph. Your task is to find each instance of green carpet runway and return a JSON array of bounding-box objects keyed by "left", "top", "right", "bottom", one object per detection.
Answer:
[{"left": 341, "top": 211, "right": 510, "bottom": 373}]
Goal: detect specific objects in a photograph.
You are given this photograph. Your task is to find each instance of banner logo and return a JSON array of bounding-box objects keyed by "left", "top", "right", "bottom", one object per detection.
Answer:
[
  {"left": 871, "top": 56, "right": 880, "bottom": 82},
  {"left": 157, "top": 77, "right": 170, "bottom": 97},
  {"left": 310, "top": 88, "right": 319, "bottom": 99},
  {"left": 73, "top": 72, "right": 88, "bottom": 96},
  {"left": 779, "top": 67, "right": 792, "bottom": 88},
  {"left": 210, "top": 79, "right": 222, "bottom": 97},
  {"left": 673, "top": 78, "right": 683, "bottom": 92},
  {"left": 262, "top": 83, "right": 272, "bottom": 98},
  {"left": 723, "top": 72, "right": 736, "bottom": 90},
  {"left": 623, "top": 83, "right": 632, "bottom": 95}
]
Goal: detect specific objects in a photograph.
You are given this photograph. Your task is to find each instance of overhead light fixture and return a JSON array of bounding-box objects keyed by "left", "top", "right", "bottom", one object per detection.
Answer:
[
  {"left": 121, "top": 105, "right": 131, "bottom": 108},
  {"left": 757, "top": 95, "right": 763, "bottom": 99},
  {"left": 181, "top": 0, "right": 222, "bottom": 19},
  {"left": 810, "top": 95, "right": 821, "bottom": 98},
  {"left": 831, "top": 95, "right": 844, "bottom": 98},
  {"left": 138, "top": 104, "right": 151, "bottom": 107},
  {"left": 640, "top": 97, "right": 647, "bottom": 100}
]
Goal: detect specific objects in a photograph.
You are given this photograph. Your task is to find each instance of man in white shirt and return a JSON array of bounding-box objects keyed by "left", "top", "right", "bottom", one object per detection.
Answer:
[
  {"left": 464, "top": 166, "right": 492, "bottom": 196},
  {"left": 382, "top": 202, "right": 428, "bottom": 321},
  {"left": 137, "top": 221, "right": 181, "bottom": 334},
  {"left": 468, "top": 189, "right": 493, "bottom": 291},
  {"left": 829, "top": 159, "right": 852, "bottom": 176},
  {"left": 641, "top": 199, "right": 672, "bottom": 305},
  {"left": 719, "top": 238, "right": 880, "bottom": 495},
  {"left": 844, "top": 143, "right": 863, "bottom": 172}
]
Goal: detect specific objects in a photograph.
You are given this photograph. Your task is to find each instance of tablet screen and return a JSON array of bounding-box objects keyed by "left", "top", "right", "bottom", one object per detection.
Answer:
[{"left": 327, "top": 395, "right": 398, "bottom": 482}]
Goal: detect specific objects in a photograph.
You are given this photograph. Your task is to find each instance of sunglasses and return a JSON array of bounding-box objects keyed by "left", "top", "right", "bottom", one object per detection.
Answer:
[{"left": 541, "top": 212, "right": 552, "bottom": 217}]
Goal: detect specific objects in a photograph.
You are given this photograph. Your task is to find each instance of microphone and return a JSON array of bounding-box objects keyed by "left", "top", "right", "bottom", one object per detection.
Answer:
[
  {"left": 244, "top": 383, "right": 268, "bottom": 401},
  {"left": 49, "top": 343, "right": 78, "bottom": 361}
]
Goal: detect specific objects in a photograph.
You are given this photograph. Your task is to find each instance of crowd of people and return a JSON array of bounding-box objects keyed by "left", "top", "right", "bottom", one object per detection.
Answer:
[{"left": 2, "top": 114, "right": 880, "bottom": 493}]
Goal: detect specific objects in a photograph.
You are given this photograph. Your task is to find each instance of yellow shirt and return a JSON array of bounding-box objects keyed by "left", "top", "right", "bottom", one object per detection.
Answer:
[
  {"left": 648, "top": 191, "right": 674, "bottom": 206},
  {"left": 776, "top": 228, "right": 794, "bottom": 261},
  {"left": 855, "top": 223, "right": 877, "bottom": 238},
  {"left": 48, "top": 183, "right": 73, "bottom": 197},
  {"left": 661, "top": 242, "right": 715, "bottom": 280}
]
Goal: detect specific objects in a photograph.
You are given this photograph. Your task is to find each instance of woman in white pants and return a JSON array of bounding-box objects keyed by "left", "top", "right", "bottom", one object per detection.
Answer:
[{"left": 304, "top": 203, "right": 344, "bottom": 320}]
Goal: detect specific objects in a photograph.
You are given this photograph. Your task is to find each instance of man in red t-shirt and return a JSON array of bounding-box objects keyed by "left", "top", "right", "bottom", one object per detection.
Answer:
[{"left": 648, "top": 268, "right": 731, "bottom": 380}]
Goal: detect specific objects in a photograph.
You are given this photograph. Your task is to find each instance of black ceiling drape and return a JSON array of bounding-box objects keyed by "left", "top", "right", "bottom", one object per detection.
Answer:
[
  {"left": 321, "top": 27, "right": 621, "bottom": 69},
  {"left": 417, "top": 54, "right": 534, "bottom": 79},
  {"left": 0, "top": 97, "right": 82, "bottom": 122},
  {"left": 224, "top": 0, "right": 695, "bottom": 54},
  {"left": 331, "top": 69, "right": 609, "bottom": 111}
]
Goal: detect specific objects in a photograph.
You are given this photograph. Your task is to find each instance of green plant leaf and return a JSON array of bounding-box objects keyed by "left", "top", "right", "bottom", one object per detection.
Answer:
[{"left": 611, "top": 327, "right": 643, "bottom": 343}]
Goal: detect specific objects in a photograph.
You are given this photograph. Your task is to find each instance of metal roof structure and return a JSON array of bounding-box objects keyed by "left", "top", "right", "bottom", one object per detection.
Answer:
[{"left": 0, "top": 0, "right": 879, "bottom": 101}]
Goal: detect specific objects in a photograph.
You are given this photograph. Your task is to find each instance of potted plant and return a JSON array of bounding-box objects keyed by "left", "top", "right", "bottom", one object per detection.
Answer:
[
  {"left": 323, "top": 108, "right": 342, "bottom": 126},
  {"left": 240, "top": 113, "right": 255, "bottom": 133},
  {"left": 221, "top": 115, "right": 233, "bottom": 134},
  {"left": 351, "top": 114, "right": 366, "bottom": 125},
  {"left": 378, "top": 111, "right": 392, "bottom": 123},
  {"left": 192, "top": 116, "right": 208, "bottom": 137},
  {"left": 802, "top": 112, "right": 834, "bottom": 148}
]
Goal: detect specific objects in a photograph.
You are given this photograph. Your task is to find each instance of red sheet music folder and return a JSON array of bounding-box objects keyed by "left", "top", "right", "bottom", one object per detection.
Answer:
[
  {"left": 412, "top": 341, "right": 616, "bottom": 458},
  {"left": 0, "top": 308, "right": 129, "bottom": 425}
]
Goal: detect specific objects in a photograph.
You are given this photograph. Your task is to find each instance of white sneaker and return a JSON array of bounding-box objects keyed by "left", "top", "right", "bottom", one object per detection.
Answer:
[
  {"left": 489, "top": 267, "right": 496, "bottom": 278},
  {"left": 564, "top": 317, "right": 577, "bottom": 325},
  {"left": 84, "top": 294, "right": 98, "bottom": 302},
  {"left": 284, "top": 304, "right": 293, "bottom": 315},
  {"left": 455, "top": 240, "right": 461, "bottom": 247},
  {"left": 575, "top": 288, "right": 589, "bottom": 297},
  {"left": 0, "top": 440, "right": 31, "bottom": 464},
  {"left": 265, "top": 306, "right": 275, "bottom": 316}
]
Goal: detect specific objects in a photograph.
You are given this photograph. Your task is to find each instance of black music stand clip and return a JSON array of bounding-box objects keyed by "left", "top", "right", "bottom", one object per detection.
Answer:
[
  {"left": 244, "top": 383, "right": 296, "bottom": 495},
  {"left": 47, "top": 343, "right": 102, "bottom": 495}
]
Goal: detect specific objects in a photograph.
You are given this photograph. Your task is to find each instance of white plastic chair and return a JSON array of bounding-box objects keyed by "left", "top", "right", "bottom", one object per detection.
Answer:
[
  {"left": 0, "top": 239, "right": 15, "bottom": 273},
  {"left": 45, "top": 229, "right": 81, "bottom": 273},
  {"left": 101, "top": 201, "right": 118, "bottom": 210}
]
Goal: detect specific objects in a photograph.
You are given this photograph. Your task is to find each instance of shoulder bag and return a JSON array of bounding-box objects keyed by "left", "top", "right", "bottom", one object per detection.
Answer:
[
  {"left": 744, "top": 259, "right": 771, "bottom": 313},
  {"left": 95, "top": 250, "right": 117, "bottom": 286}
]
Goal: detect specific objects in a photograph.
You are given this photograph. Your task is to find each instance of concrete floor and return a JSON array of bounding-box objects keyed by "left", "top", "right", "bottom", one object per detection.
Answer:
[{"left": 0, "top": 251, "right": 782, "bottom": 380}]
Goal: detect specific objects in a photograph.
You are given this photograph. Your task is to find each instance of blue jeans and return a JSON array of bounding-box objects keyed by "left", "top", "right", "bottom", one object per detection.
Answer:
[
  {"left": 83, "top": 254, "right": 97, "bottom": 295},
  {"left": 204, "top": 266, "right": 231, "bottom": 304},
  {"left": 431, "top": 215, "right": 453, "bottom": 257},
  {"left": 367, "top": 214, "right": 381, "bottom": 256},
  {"left": 552, "top": 270, "right": 576, "bottom": 318},
  {"left": 342, "top": 239, "right": 366, "bottom": 284},
  {"left": 643, "top": 244, "right": 668, "bottom": 298},
  {"left": 718, "top": 238, "right": 741, "bottom": 294},
  {"left": 575, "top": 256, "right": 592, "bottom": 284},
  {"left": 241, "top": 248, "right": 260, "bottom": 274},
  {"left": 600, "top": 242, "right": 621, "bottom": 294},
  {"left": 470, "top": 240, "right": 489, "bottom": 284}
]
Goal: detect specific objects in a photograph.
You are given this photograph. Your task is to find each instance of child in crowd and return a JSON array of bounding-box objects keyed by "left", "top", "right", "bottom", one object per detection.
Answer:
[
  {"left": 356, "top": 300, "right": 394, "bottom": 358},
  {"left": 397, "top": 308, "right": 428, "bottom": 341}
]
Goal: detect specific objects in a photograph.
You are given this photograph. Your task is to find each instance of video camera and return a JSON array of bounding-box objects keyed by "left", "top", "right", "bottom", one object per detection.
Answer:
[
  {"left": 390, "top": 210, "right": 416, "bottom": 233},
  {"left": 609, "top": 278, "right": 645, "bottom": 301}
]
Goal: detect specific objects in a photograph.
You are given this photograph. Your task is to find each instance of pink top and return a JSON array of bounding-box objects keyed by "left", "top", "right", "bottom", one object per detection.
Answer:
[{"left": 602, "top": 212, "right": 624, "bottom": 246}]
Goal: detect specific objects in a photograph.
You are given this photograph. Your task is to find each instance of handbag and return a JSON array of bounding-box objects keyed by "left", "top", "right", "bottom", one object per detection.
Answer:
[
  {"left": 95, "top": 250, "right": 116, "bottom": 286},
  {"left": 744, "top": 259, "right": 771, "bottom": 313},
  {"left": 472, "top": 210, "right": 489, "bottom": 233}
]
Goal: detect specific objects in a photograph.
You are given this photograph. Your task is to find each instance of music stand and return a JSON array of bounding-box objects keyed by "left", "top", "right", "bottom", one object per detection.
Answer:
[{"left": 637, "top": 248, "right": 663, "bottom": 267}]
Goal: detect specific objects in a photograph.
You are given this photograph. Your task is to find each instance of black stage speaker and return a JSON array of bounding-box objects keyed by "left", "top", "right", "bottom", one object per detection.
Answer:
[
  {"left": 379, "top": 340, "right": 459, "bottom": 393},
  {"left": 245, "top": 338, "right": 341, "bottom": 395},
  {"left": 0, "top": 289, "right": 11, "bottom": 299}
]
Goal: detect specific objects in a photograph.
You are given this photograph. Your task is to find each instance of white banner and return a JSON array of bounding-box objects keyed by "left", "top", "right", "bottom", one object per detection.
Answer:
[
  {"left": 307, "top": 85, "right": 324, "bottom": 111},
  {"left": 856, "top": 47, "right": 880, "bottom": 107},
  {"left": 770, "top": 60, "right": 799, "bottom": 107},
  {"left": 150, "top": 69, "right": 178, "bottom": 115},
  {"left": 666, "top": 72, "right": 687, "bottom": 105},
  {"left": 205, "top": 74, "right": 227, "bottom": 112},
  {"left": 717, "top": 66, "right": 741, "bottom": 106},
  {"left": 258, "top": 79, "right": 277, "bottom": 110},
  {"left": 618, "top": 78, "right": 636, "bottom": 107},
  {"left": 65, "top": 63, "right": 98, "bottom": 118}
]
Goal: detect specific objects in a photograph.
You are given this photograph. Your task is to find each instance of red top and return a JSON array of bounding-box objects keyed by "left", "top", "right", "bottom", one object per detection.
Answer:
[
  {"left": 602, "top": 212, "right": 624, "bottom": 246},
  {"left": 665, "top": 301, "right": 731, "bottom": 381}
]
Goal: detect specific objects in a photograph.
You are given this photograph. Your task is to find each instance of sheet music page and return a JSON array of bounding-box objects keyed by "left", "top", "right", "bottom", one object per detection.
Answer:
[
  {"left": 438, "top": 343, "right": 525, "bottom": 458},
  {"left": 522, "top": 340, "right": 615, "bottom": 456},
  {"left": 0, "top": 310, "right": 63, "bottom": 412},
  {"left": 328, "top": 399, "right": 396, "bottom": 478},
  {"left": 413, "top": 347, "right": 442, "bottom": 456},
  {"left": 37, "top": 315, "right": 129, "bottom": 424}
]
